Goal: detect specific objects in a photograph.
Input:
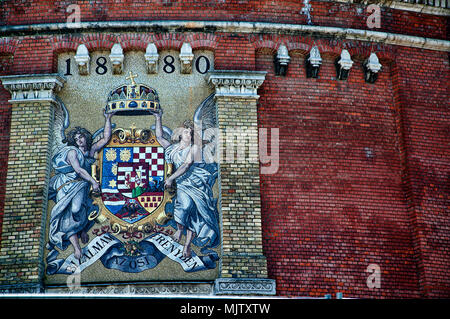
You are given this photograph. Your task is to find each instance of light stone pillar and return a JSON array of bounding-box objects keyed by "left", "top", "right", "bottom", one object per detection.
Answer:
[
  {"left": 206, "top": 70, "right": 276, "bottom": 295},
  {"left": 0, "top": 74, "right": 65, "bottom": 293}
]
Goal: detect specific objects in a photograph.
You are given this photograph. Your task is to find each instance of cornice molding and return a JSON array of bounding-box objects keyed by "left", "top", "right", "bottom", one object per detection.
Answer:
[
  {"left": 206, "top": 70, "right": 267, "bottom": 99},
  {"left": 0, "top": 20, "right": 449, "bottom": 53},
  {"left": 0, "top": 74, "right": 66, "bottom": 104},
  {"left": 333, "top": 0, "right": 450, "bottom": 16}
]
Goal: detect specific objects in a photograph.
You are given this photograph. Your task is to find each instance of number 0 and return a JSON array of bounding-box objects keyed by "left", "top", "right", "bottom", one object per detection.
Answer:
[{"left": 195, "top": 56, "right": 210, "bottom": 74}]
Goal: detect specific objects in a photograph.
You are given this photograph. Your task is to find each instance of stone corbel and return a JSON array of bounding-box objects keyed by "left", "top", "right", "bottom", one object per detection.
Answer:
[
  {"left": 363, "top": 52, "right": 382, "bottom": 84},
  {"left": 305, "top": 46, "right": 322, "bottom": 78},
  {"left": 74, "top": 44, "right": 90, "bottom": 75},
  {"left": 144, "top": 43, "right": 159, "bottom": 74},
  {"left": 109, "top": 43, "right": 125, "bottom": 75},
  {"left": 206, "top": 70, "right": 266, "bottom": 99},
  {"left": 335, "top": 49, "right": 354, "bottom": 80},
  {"left": 0, "top": 74, "right": 66, "bottom": 104},
  {"left": 274, "top": 44, "right": 290, "bottom": 76},
  {"left": 179, "top": 42, "right": 194, "bottom": 74}
]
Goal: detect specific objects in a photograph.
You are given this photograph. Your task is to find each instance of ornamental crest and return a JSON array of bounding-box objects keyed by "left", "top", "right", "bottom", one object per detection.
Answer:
[{"left": 91, "top": 125, "right": 173, "bottom": 234}]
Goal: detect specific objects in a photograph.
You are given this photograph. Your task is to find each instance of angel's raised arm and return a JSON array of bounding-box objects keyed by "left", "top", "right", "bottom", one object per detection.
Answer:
[
  {"left": 90, "top": 110, "right": 115, "bottom": 156},
  {"left": 153, "top": 109, "right": 171, "bottom": 149}
]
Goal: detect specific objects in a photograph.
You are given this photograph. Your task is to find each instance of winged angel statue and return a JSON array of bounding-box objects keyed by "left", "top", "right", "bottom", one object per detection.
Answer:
[
  {"left": 153, "top": 93, "right": 220, "bottom": 259},
  {"left": 46, "top": 97, "right": 115, "bottom": 261}
]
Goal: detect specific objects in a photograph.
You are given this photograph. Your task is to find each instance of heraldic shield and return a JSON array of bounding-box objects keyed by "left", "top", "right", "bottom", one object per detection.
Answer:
[{"left": 90, "top": 126, "right": 173, "bottom": 234}]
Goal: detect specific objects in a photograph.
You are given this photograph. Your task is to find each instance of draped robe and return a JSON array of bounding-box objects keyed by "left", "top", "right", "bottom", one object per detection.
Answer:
[
  {"left": 165, "top": 143, "right": 220, "bottom": 252},
  {"left": 47, "top": 146, "right": 96, "bottom": 252}
]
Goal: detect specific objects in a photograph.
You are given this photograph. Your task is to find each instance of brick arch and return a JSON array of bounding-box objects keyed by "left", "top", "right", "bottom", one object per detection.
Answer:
[
  {"left": 251, "top": 34, "right": 282, "bottom": 55},
  {"left": 50, "top": 35, "right": 83, "bottom": 53},
  {"left": 49, "top": 35, "right": 84, "bottom": 73},
  {"left": 116, "top": 33, "right": 219, "bottom": 54},
  {"left": 370, "top": 48, "right": 396, "bottom": 63},
  {"left": 117, "top": 33, "right": 154, "bottom": 52},
  {"left": 253, "top": 36, "right": 341, "bottom": 59},
  {"left": 254, "top": 41, "right": 279, "bottom": 54},
  {"left": 186, "top": 33, "right": 219, "bottom": 51},
  {"left": 150, "top": 33, "right": 185, "bottom": 51},
  {"left": 286, "top": 42, "right": 311, "bottom": 56},
  {"left": 344, "top": 42, "right": 396, "bottom": 63},
  {"left": 82, "top": 33, "right": 118, "bottom": 52},
  {"left": 285, "top": 35, "right": 314, "bottom": 55},
  {"left": 314, "top": 39, "right": 343, "bottom": 56},
  {"left": 0, "top": 38, "right": 19, "bottom": 56},
  {"left": 0, "top": 38, "right": 18, "bottom": 75}
]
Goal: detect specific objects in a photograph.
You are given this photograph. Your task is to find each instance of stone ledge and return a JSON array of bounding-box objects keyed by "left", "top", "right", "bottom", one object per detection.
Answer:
[
  {"left": 0, "top": 21, "right": 448, "bottom": 52},
  {"left": 0, "top": 283, "right": 42, "bottom": 294},
  {"left": 45, "top": 282, "right": 214, "bottom": 296},
  {"left": 334, "top": 0, "right": 450, "bottom": 16}
]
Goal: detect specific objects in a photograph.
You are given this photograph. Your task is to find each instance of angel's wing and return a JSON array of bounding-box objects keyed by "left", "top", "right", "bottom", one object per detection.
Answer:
[
  {"left": 194, "top": 93, "right": 216, "bottom": 134},
  {"left": 193, "top": 93, "right": 218, "bottom": 164},
  {"left": 50, "top": 96, "right": 70, "bottom": 159}
]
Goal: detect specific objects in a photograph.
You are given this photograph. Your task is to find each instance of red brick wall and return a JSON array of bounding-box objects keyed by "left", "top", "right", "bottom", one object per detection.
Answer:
[
  {"left": 255, "top": 42, "right": 449, "bottom": 297},
  {"left": 0, "top": 1, "right": 447, "bottom": 40},
  {"left": 256, "top": 47, "right": 419, "bottom": 298},
  {"left": 0, "top": 47, "right": 14, "bottom": 239}
]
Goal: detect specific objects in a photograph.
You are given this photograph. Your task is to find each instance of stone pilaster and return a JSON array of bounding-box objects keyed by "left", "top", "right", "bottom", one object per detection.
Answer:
[
  {"left": 207, "top": 70, "right": 275, "bottom": 295},
  {"left": 0, "top": 74, "right": 65, "bottom": 293}
]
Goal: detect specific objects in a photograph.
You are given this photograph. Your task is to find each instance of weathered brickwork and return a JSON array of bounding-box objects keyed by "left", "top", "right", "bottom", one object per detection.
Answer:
[
  {"left": 215, "top": 95, "right": 267, "bottom": 279},
  {"left": 255, "top": 45, "right": 449, "bottom": 297},
  {"left": 0, "top": 52, "right": 13, "bottom": 229},
  {"left": 0, "top": 88, "right": 11, "bottom": 233},
  {"left": 394, "top": 48, "right": 450, "bottom": 298},
  {"left": 256, "top": 49, "right": 418, "bottom": 298}
]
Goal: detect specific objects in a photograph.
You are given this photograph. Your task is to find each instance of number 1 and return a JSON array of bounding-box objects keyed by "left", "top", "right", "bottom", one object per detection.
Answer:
[{"left": 64, "top": 58, "right": 72, "bottom": 76}]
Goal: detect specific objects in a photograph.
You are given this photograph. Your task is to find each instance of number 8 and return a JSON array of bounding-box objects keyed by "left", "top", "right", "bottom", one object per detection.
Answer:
[{"left": 95, "top": 57, "right": 108, "bottom": 75}]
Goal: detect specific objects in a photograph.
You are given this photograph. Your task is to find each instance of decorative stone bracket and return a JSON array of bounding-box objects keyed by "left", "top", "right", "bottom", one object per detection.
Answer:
[
  {"left": 335, "top": 49, "right": 354, "bottom": 81},
  {"left": 363, "top": 52, "right": 382, "bottom": 84},
  {"left": 144, "top": 43, "right": 159, "bottom": 74},
  {"left": 109, "top": 43, "right": 125, "bottom": 75},
  {"left": 306, "top": 46, "right": 322, "bottom": 78},
  {"left": 179, "top": 42, "right": 194, "bottom": 74},
  {"left": 274, "top": 44, "right": 290, "bottom": 76},
  {"left": 74, "top": 44, "right": 90, "bottom": 76}
]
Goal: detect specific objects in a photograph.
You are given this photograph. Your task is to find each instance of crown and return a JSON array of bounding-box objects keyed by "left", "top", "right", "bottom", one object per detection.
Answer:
[{"left": 105, "top": 72, "right": 160, "bottom": 116}]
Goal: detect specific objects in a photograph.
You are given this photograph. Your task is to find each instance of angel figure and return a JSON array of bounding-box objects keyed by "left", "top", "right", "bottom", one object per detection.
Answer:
[
  {"left": 153, "top": 94, "right": 220, "bottom": 259},
  {"left": 47, "top": 98, "right": 115, "bottom": 261}
]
